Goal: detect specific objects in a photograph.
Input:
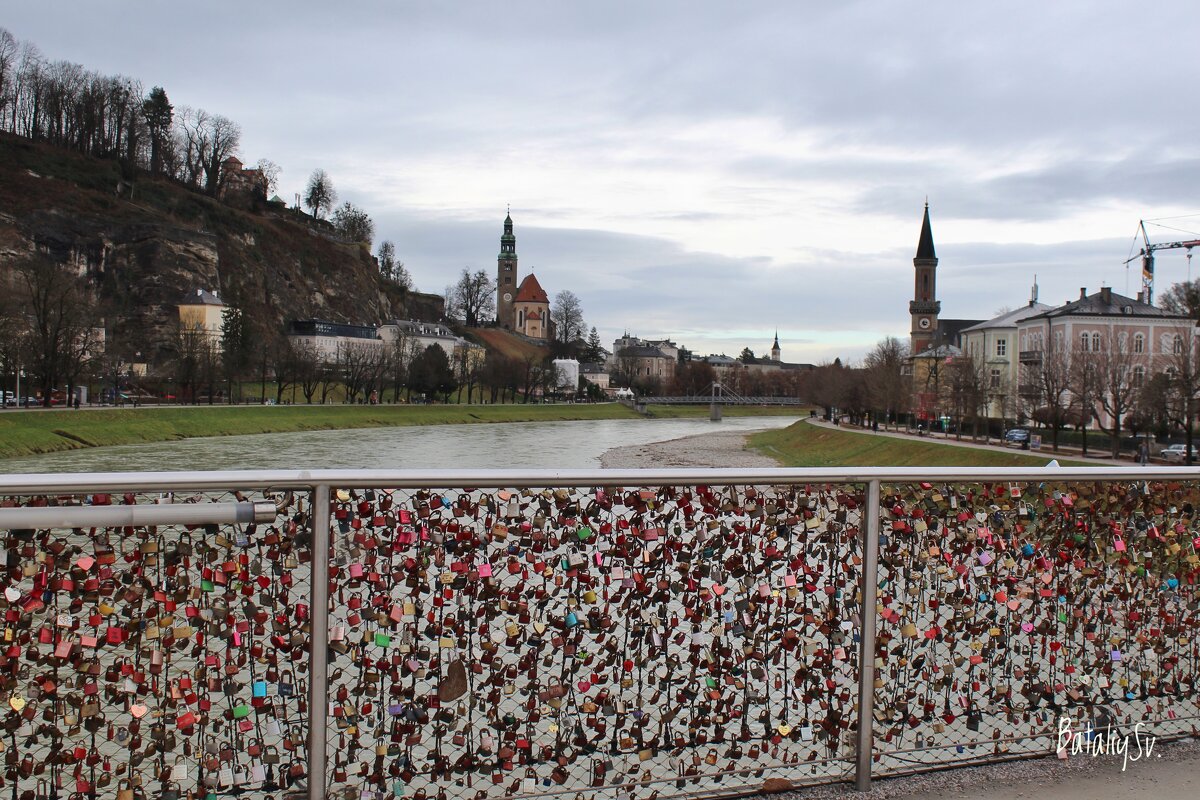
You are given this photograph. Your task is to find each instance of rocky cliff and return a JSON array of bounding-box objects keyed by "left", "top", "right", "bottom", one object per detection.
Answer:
[{"left": 0, "top": 132, "right": 443, "bottom": 362}]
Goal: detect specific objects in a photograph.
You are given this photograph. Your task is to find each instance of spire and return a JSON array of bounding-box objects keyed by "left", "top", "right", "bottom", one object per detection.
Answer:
[
  {"left": 500, "top": 209, "right": 515, "bottom": 255},
  {"left": 916, "top": 202, "right": 936, "bottom": 261},
  {"left": 773, "top": 329, "right": 780, "bottom": 348},
  {"left": 1030, "top": 274, "right": 1039, "bottom": 305}
]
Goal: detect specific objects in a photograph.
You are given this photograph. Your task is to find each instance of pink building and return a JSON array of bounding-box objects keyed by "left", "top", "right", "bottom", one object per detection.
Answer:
[{"left": 1016, "top": 287, "right": 1195, "bottom": 428}]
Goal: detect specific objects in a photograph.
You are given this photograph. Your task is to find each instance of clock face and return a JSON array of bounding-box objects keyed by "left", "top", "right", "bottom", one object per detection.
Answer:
[
  {"left": 503, "top": 293, "right": 512, "bottom": 303},
  {"left": 918, "top": 317, "right": 931, "bottom": 329}
]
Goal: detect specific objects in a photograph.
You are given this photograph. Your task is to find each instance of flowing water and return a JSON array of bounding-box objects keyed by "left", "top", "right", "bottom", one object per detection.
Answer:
[{"left": 0, "top": 416, "right": 800, "bottom": 473}]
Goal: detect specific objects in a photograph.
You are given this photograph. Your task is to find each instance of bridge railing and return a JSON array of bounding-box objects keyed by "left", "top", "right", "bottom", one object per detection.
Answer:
[{"left": 0, "top": 466, "right": 1197, "bottom": 800}]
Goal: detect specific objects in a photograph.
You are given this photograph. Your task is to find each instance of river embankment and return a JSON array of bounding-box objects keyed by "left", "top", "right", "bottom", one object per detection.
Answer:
[{"left": 0, "top": 403, "right": 800, "bottom": 460}]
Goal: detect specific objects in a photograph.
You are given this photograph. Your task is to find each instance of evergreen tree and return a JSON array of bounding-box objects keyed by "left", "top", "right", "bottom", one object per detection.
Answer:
[
  {"left": 583, "top": 327, "right": 604, "bottom": 363},
  {"left": 142, "top": 86, "right": 173, "bottom": 175}
]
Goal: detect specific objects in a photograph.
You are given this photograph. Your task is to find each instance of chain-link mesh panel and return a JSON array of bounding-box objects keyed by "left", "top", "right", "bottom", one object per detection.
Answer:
[
  {"left": 321, "top": 484, "right": 867, "bottom": 800},
  {"left": 873, "top": 479, "right": 1200, "bottom": 775},
  {"left": 0, "top": 489, "right": 312, "bottom": 799}
]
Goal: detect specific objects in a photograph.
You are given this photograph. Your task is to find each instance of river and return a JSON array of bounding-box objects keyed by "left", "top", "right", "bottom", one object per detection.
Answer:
[{"left": 0, "top": 415, "right": 800, "bottom": 473}]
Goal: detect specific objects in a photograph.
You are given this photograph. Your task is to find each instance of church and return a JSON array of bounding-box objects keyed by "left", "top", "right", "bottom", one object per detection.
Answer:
[{"left": 495, "top": 213, "right": 555, "bottom": 341}]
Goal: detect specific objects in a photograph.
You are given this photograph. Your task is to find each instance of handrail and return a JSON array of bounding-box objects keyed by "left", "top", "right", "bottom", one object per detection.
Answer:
[{"left": 2, "top": 464, "right": 1199, "bottom": 493}]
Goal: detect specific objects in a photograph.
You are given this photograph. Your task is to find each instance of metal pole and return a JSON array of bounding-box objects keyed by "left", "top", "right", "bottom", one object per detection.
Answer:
[
  {"left": 308, "top": 484, "right": 331, "bottom": 800},
  {"left": 855, "top": 478, "right": 882, "bottom": 791},
  {"left": 0, "top": 500, "right": 276, "bottom": 530}
]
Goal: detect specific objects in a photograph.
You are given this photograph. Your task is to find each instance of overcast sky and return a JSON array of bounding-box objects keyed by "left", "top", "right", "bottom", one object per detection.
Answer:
[{"left": 5, "top": 1, "right": 1200, "bottom": 363}]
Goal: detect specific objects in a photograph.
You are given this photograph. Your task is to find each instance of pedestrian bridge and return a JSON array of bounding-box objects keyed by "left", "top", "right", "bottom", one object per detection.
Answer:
[
  {"left": 641, "top": 394, "right": 806, "bottom": 405},
  {"left": 640, "top": 381, "right": 806, "bottom": 406},
  {"left": 1, "top": 465, "right": 1192, "bottom": 800}
]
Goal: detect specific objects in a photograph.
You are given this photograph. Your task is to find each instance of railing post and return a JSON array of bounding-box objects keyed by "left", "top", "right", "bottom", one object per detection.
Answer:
[
  {"left": 855, "top": 479, "right": 882, "bottom": 791},
  {"left": 308, "top": 484, "right": 331, "bottom": 800}
]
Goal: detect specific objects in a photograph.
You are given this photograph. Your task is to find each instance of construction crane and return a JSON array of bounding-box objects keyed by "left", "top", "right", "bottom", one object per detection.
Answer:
[{"left": 1124, "top": 219, "right": 1200, "bottom": 305}]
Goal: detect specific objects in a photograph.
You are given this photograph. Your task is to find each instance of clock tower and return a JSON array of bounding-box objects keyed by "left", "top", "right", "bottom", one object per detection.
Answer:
[
  {"left": 497, "top": 211, "right": 517, "bottom": 329},
  {"left": 909, "top": 202, "right": 940, "bottom": 354}
]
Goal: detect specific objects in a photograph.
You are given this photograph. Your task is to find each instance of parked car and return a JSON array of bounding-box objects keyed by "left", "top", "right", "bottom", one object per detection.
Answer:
[
  {"left": 1161, "top": 444, "right": 1200, "bottom": 462},
  {"left": 1004, "top": 428, "right": 1030, "bottom": 446}
]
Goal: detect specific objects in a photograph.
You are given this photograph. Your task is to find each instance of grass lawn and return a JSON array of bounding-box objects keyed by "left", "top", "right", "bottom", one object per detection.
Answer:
[
  {"left": 749, "top": 420, "right": 1093, "bottom": 467},
  {"left": 0, "top": 403, "right": 803, "bottom": 460}
]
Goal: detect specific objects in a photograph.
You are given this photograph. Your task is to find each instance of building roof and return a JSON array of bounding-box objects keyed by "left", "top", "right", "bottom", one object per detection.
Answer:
[
  {"left": 912, "top": 343, "right": 962, "bottom": 359},
  {"left": 580, "top": 362, "right": 608, "bottom": 374},
  {"left": 514, "top": 273, "right": 549, "bottom": 303},
  {"left": 1026, "top": 288, "right": 1191, "bottom": 321},
  {"left": 180, "top": 288, "right": 223, "bottom": 306},
  {"left": 929, "top": 318, "right": 984, "bottom": 348},
  {"left": 619, "top": 345, "right": 673, "bottom": 359},
  {"left": 961, "top": 302, "right": 1052, "bottom": 333},
  {"left": 386, "top": 319, "right": 456, "bottom": 338},
  {"left": 916, "top": 203, "right": 937, "bottom": 261}
]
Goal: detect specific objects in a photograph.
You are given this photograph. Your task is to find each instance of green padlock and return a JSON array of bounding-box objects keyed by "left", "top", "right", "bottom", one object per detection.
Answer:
[
  {"left": 233, "top": 704, "right": 250, "bottom": 719},
  {"left": 375, "top": 632, "right": 391, "bottom": 647}
]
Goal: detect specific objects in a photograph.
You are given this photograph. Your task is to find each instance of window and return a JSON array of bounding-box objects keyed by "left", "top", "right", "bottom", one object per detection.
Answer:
[
  {"left": 1174, "top": 334, "right": 1184, "bottom": 354},
  {"left": 989, "top": 368, "right": 1001, "bottom": 389},
  {"left": 1080, "top": 332, "right": 1090, "bottom": 351},
  {"left": 1092, "top": 332, "right": 1101, "bottom": 351},
  {"left": 995, "top": 338, "right": 1007, "bottom": 357},
  {"left": 1118, "top": 332, "right": 1128, "bottom": 352},
  {"left": 1133, "top": 366, "right": 1145, "bottom": 387},
  {"left": 1134, "top": 333, "right": 1144, "bottom": 354}
]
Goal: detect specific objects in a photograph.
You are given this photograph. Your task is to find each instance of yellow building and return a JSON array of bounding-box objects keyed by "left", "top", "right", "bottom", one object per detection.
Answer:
[{"left": 178, "top": 289, "right": 225, "bottom": 339}]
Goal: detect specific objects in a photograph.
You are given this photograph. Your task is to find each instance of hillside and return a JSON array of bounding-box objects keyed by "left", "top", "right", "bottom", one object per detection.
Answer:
[
  {"left": 0, "top": 132, "right": 443, "bottom": 364},
  {"left": 469, "top": 327, "right": 550, "bottom": 361}
]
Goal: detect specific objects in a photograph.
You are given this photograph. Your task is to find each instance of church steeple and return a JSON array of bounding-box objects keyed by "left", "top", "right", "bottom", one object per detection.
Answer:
[
  {"left": 497, "top": 210, "right": 518, "bottom": 329},
  {"left": 916, "top": 202, "right": 936, "bottom": 261},
  {"left": 771, "top": 330, "right": 781, "bottom": 362},
  {"left": 909, "top": 202, "right": 941, "bottom": 354}
]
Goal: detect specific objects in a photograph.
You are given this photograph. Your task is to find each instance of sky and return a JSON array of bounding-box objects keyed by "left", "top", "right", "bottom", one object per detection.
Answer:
[{"left": 4, "top": 0, "right": 1200, "bottom": 363}]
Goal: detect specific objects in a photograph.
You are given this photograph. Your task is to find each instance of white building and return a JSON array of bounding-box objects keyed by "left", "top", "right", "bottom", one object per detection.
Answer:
[{"left": 959, "top": 298, "right": 1050, "bottom": 419}]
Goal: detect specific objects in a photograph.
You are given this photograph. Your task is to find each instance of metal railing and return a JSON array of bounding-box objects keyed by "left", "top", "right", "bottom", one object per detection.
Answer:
[{"left": 0, "top": 465, "right": 1198, "bottom": 800}]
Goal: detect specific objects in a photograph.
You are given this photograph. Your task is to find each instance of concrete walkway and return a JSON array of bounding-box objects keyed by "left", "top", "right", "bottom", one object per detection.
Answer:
[
  {"left": 805, "top": 417, "right": 1134, "bottom": 466},
  {"left": 789, "top": 738, "right": 1200, "bottom": 800}
]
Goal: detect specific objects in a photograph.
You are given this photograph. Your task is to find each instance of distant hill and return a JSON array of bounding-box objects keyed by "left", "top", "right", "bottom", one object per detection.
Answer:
[{"left": 0, "top": 132, "right": 443, "bottom": 365}]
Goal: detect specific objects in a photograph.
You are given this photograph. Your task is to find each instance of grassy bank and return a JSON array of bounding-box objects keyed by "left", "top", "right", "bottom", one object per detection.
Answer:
[
  {"left": 749, "top": 420, "right": 1091, "bottom": 467},
  {"left": 0, "top": 403, "right": 803, "bottom": 460}
]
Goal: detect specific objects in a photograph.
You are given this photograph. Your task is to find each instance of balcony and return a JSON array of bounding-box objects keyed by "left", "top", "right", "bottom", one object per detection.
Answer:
[
  {"left": 1018, "top": 350, "right": 1043, "bottom": 363},
  {"left": 0, "top": 466, "right": 1196, "bottom": 798}
]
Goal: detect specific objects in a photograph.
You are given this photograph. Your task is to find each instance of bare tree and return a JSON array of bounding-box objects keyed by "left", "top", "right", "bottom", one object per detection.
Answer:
[
  {"left": 940, "top": 351, "right": 989, "bottom": 440},
  {"left": 292, "top": 340, "right": 323, "bottom": 403},
  {"left": 1164, "top": 326, "right": 1200, "bottom": 465},
  {"left": 445, "top": 268, "right": 496, "bottom": 327},
  {"left": 1086, "top": 329, "right": 1144, "bottom": 458},
  {"left": 13, "top": 254, "right": 101, "bottom": 406},
  {"left": 863, "top": 336, "right": 909, "bottom": 429},
  {"left": 338, "top": 341, "right": 385, "bottom": 403},
  {"left": 304, "top": 169, "right": 337, "bottom": 219},
  {"left": 1022, "top": 343, "right": 1074, "bottom": 451},
  {"left": 551, "top": 290, "right": 585, "bottom": 347},
  {"left": 255, "top": 158, "right": 281, "bottom": 196},
  {"left": 331, "top": 202, "right": 375, "bottom": 246}
]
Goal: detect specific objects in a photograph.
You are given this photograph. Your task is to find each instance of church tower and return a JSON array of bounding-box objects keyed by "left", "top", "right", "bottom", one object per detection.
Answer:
[
  {"left": 770, "top": 330, "right": 781, "bottom": 362},
  {"left": 497, "top": 211, "right": 517, "bottom": 329},
  {"left": 909, "top": 203, "right": 940, "bottom": 354}
]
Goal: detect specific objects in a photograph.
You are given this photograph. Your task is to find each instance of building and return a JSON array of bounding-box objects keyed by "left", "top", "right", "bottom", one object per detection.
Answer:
[
  {"left": 219, "top": 157, "right": 268, "bottom": 206},
  {"left": 379, "top": 319, "right": 462, "bottom": 361},
  {"left": 285, "top": 320, "right": 381, "bottom": 362},
  {"left": 178, "top": 288, "right": 225, "bottom": 340},
  {"left": 959, "top": 284, "right": 1051, "bottom": 418},
  {"left": 907, "top": 204, "right": 982, "bottom": 355},
  {"left": 494, "top": 212, "right": 555, "bottom": 341},
  {"left": 552, "top": 358, "right": 580, "bottom": 391},
  {"left": 580, "top": 362, "right": 610, "bottom": 392},
  {"left": 1016, "top": 287, "right": 1195, "bottom": 427}
]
